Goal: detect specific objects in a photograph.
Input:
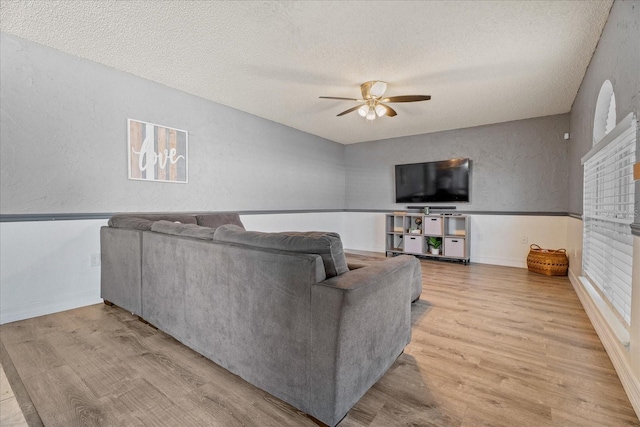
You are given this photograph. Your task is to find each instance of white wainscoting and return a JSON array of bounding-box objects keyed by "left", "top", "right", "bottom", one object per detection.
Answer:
[
  {"left": 241, "top": 212, "right": 346, "bottom": 234},
  {"left": 469, "top": 215, "right": 568, "bottom": 268},
  {"left": 0, "top": 212, "right": 568, "bottom": 325},
  {"left": 0, "top": 213, "right": 349, "bottom": 325},
  {"left": 0, "top": 219, "right": 106, "bottom": 324},
  {"left": 339, "top": 213, "right": 569, "bottom": 269}
]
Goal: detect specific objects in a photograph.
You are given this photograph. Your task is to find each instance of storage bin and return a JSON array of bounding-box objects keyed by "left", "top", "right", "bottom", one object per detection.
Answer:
[
  {"left": 423, "top": 217, "right": 442, "bottom": 235},
  {"left": 444, "top": 237, "right": 465, "bottom": 258},
  {"left": 404, "top": 236, "right": 423, "bottom": 254}
]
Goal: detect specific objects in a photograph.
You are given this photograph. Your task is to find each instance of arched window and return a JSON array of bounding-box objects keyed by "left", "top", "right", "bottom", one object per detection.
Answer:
[{"left": 593, "top": 80, "right": 616, "bottom": 145}]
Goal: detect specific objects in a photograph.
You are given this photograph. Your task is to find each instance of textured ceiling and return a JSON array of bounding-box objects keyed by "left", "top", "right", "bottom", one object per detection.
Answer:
[{"left": 0, "top": 0, "right": 612, "bottom": 144}]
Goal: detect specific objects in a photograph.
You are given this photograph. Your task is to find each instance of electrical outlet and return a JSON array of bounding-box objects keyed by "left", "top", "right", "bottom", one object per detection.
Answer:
[
  {"left": 521, "top": 236, "right": 528, "bottom": 244},
  {"left": 91, "top": 253, "right": 101, "bottom": 267}
]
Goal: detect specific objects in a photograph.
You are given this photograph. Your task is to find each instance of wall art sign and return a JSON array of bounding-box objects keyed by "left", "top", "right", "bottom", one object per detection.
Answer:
[{"left": 128, "top": 118, "right": 188, "bottom": 183}]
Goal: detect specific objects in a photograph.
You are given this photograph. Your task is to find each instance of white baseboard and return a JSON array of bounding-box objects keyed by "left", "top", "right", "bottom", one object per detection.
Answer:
[
  {"left": 0, "top": 291, "right": 102, "bottom": 325},
  {"left": 568, "top": 269, "right": 640, "bottom": 419},
  {"left": 471, "top": 255, "right": 527, "bottom": 268}
]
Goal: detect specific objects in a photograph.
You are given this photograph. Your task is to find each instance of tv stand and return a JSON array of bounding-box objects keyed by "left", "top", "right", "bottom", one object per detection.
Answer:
[{"left": 385, "top": 213, "right": 470, "bottom": 264}]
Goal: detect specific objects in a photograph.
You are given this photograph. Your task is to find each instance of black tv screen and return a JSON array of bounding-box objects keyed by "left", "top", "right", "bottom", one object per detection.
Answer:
[{"left": 395, "top": 159, "right": 470, "bottom": 203}]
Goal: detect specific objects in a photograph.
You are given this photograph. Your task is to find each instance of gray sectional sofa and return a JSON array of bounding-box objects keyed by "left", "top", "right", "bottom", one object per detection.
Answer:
[{"left": 101, "top": 212, "right": 421, "bottom": 426}]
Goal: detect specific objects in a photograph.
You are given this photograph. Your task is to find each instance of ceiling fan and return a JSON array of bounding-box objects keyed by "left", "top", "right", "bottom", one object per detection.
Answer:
[{"left": 319, "top": 81, "right": 431, "bottom": 120}]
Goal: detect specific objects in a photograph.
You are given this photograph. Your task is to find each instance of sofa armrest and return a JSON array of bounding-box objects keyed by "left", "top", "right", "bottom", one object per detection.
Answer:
[
  {"left": 345, "top": 257, "right": 421, "bottom": 301},
  {"left": 100, "top": 226, "right": 143, "bottom": 315},
  {"left": 309, "top": 255, "right": 415, "bottom": 425},
  {"left": 317, "top": 255, "right": 416, "bottom": 292}
]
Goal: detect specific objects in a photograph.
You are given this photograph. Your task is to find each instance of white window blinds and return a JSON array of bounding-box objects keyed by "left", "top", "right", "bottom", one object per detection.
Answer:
[{"left": 582, "top": 113, "right": 637, "bottom": 327}]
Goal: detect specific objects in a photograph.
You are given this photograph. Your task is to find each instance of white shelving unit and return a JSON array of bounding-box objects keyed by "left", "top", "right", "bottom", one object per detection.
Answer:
[{"left": 385, "top": 213, "right": 470, "bottom": 264}]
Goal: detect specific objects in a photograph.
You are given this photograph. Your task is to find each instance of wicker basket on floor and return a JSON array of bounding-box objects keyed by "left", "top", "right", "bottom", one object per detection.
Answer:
[{"left": 527, "top": 244, "right": 568, "bottom": 276}]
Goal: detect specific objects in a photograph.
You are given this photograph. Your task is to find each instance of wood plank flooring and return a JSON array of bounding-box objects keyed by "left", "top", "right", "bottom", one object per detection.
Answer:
[
  {"left": 0, "top": 360, "right": 28, "bottom": 426},
  {"left": 1, "top": 255, "right": 638, "bottom": 426}
]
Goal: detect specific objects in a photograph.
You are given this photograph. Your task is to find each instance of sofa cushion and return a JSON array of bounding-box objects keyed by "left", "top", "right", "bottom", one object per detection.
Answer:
[
  {"left": 151, "top": 220, "right": 216, "bottom": 240},
  {"left": 130, "top": 214, "right": 198, "bottom": 224},
  {"left": 108, "top": 214, "right": 197, "bottom": 230},
  {"left": 108, "top": 216, "right": 155, "bottom": 231},
  {"left": 196, "top": 213, "right": 245, "bottom": 229},
  {"left": 213, "top": 225, "right": 348, "bottom": 278}
]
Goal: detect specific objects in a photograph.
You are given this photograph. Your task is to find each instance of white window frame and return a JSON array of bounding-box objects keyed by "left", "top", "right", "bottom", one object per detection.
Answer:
[{"left": 581, "top": 112, "right": 637, "bottom": 346}]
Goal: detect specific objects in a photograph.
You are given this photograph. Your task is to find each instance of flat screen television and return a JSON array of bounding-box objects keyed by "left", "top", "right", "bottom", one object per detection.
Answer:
[{"left": 395, "top": 158, "right": 471, "bottom": 204}]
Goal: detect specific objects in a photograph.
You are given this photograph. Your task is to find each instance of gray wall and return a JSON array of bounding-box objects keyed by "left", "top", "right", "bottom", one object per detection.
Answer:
[
  {"left": 345, "top": 114, "right": 570, "bottom": 212},
  {"left": 568, "top": 0, "right": 640, "bottom": 217},
  {"left": 0, "top": 33, "right": 345, "bottom": 214}
]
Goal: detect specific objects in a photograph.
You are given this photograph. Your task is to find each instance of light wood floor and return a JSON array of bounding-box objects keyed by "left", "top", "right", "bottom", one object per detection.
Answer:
[
  {"left": 0, "top": 361, "right": 28, "bottom": 426},
  {"left": 1, "top": 255, "right": 638, "bottom": 426}
]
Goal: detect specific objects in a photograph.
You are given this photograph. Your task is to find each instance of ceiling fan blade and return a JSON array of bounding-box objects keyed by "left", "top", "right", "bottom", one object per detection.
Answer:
[
  {"left": 370, "top": 81, "right": 387, "bottom": 98},
  {"left": 360, "top": 81, "right": 373, "bottom": 99},
  {"left": 337, "top": 104, "right": 365, "bottom": 116},
  {"left": 360, "top": 81, "right": 388, "bottom": 99},
  {"left": 319, "top": 96, "right": 362, "bottom": 101},
  {"left": 382, "top": 95, "right": 431, "bottom": 103},
  {"left": 378, "top": 103, "right": 397, "bottom": 117}
]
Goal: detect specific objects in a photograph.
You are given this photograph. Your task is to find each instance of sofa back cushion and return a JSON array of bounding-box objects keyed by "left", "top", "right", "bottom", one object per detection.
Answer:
[
  {"left": 151, "top": 220, "right": 216, "bottom": 240},
  {"left": 196, "top": 213, "right": 245, "bottom": 229},
  {"left": 213, "top": 225, "right": 348, "bottom": 278},
  {"left": 109, "top": 214, "right": 197, "bottom": 230},
  {"left": 108, "top": 216, "right": 156, "bottom": 231}
]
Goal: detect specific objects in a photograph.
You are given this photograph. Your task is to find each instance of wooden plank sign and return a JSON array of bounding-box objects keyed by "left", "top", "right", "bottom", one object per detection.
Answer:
[{"left": 128, "top": 119, "right": 188, "bottom": 183}]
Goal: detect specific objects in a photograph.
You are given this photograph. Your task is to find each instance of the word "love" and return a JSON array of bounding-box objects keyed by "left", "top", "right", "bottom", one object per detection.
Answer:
[{"left": 132, "top": 136, "right": 185, "bottom": 173}]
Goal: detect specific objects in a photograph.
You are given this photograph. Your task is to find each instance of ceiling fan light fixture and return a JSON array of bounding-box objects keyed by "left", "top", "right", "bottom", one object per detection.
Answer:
[
  {"left": 366, "top": 107, "right": 376, "bottom": 121},
  {"left": 320, "top": 81, "right": 430, "bottom": 120}
]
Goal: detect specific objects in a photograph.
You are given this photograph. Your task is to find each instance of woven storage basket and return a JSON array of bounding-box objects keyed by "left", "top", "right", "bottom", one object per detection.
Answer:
[{"left": 527, "top": 244, "right": 568, "bottom": 276}]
